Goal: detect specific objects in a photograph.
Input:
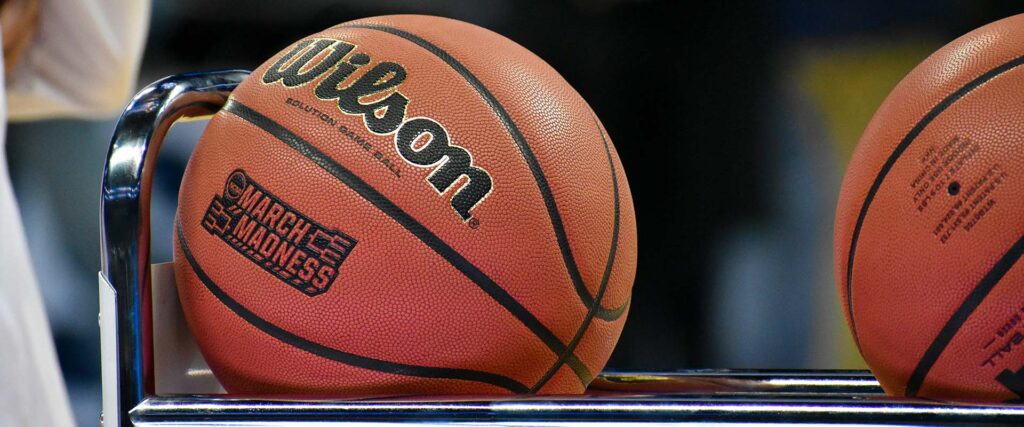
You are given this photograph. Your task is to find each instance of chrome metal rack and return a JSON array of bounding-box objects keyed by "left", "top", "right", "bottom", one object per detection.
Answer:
[{"left": 100, "top": 71, "right": 1024, "bottom": 426}]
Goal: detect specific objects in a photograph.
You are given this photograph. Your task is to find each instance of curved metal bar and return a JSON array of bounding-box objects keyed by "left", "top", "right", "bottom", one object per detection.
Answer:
[{"left": 100, "top": 70, "right": 250, "bottom": 427}]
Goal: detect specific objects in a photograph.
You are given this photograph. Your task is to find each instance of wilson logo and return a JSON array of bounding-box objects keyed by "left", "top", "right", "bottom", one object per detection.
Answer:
[
  {"left": 262, "top": 37, "right": 492, "bottom": 222},
  {"left": 202, "top": 170, "right": 358, "bottom": 296}
]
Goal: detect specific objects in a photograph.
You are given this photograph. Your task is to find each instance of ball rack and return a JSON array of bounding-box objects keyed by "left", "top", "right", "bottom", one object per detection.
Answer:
[{"left": 99, "top": 71, "right": 1024, "bottom": 426}]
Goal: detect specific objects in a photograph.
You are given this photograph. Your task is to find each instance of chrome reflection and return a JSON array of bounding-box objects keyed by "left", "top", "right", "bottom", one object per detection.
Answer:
[{"left": 101, "top": 70, "right": 250, "bottom": 427}]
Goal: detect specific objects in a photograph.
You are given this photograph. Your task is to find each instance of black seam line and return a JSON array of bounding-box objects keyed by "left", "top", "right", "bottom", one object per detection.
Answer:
[
  {"left": 905, "top": 233, "right": 1024, "bottom": 396},
  {"left": 845, "top": 54, "right": 1024, "bottom": 351},
  {"left": 334, "top": 23, "right": 624, "bottom": 321},
  {"left": 530, "top": 118, "right": 622, "bottom": 392},
  {"left": 595, "top": 296, "right": 628, "bottom": 321},
  {"left": 174, "top": 219, "right": 528, "bottom": 393},
  {"left": 222, "top": 100, "right": 593, "bottom": 386}
]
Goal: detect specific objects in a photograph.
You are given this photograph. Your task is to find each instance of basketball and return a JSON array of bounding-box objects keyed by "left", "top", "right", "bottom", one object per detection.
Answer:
[
  {"left": 835, "top": 13, "right": 1024, "bottom": 399},
  {"left": 172, "top": 15, "right": 636, "bottom": 395}
]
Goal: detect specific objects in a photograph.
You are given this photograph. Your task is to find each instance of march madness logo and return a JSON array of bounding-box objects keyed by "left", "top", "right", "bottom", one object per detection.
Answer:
[{"left": 201, "top": 170, "right": 357, "bottom": 296}]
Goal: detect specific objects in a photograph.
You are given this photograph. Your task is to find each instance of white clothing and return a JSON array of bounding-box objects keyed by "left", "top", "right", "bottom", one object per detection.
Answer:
[{"left": 0, "top": 0, "right": 149, "bottom": 425}]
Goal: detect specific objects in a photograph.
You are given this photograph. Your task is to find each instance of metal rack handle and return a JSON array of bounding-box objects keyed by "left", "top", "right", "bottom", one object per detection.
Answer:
[{"left": 100, "top": 70, "right": 250, "bottom": 427}]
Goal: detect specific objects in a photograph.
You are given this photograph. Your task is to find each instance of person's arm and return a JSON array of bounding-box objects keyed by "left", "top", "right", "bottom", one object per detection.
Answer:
[
  {"left": 6, "top": 0, "right": 150, "bottom": 121},
  {"left": 0, "top": 0, "right": 39, "bottom": 73}
]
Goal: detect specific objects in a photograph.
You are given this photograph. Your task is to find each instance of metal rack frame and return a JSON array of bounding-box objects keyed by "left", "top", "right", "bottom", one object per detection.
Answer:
[{"left": 99, "top": 71, "right": 1024, "bottom": 426}]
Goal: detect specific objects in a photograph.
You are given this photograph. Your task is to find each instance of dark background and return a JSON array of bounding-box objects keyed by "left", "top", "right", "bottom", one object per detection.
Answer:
[{"left": 7, "top": 1, "right": 1023, "bottom": 424}]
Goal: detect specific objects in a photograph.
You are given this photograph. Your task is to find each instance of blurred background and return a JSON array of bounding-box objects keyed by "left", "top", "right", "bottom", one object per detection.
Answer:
[{"left": 6, "top": 0, "right": 1024, "bottom": 424}]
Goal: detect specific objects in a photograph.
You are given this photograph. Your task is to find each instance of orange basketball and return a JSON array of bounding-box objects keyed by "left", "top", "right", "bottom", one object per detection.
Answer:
[
  {"left": 172, "top": 15, "right": 636, "bottom": 395},
  {"left": 835, "top": 13, "right": 1024, "bottom": 400}
]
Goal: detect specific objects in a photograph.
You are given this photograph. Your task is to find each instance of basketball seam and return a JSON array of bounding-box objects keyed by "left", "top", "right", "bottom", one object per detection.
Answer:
[
  {"left": 222, "top": 99, "right": 594, "bottom": 387},
  {"left": 334, "top": 23, "right": 628, "bottom": 321},
  {"left": 905, "top": 234, "right": 1024, "bottom": 396},
  {"left": 530, "top": 117, "right": 623, "bottom": 392},
  {"left": 175, "top": 219, "right": 529, "bottom": 393},
  {"left": 844, "top": 54, "right": 1024, "bottom": 354}
]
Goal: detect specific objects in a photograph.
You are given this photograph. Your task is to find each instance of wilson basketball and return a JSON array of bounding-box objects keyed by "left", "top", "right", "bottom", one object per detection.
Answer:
[
  {"left": 172, "top": 15, "right": 636, "bottom": 395},
  {"left": 835, "top": 13, "right": 1024, "bottom": 400}
]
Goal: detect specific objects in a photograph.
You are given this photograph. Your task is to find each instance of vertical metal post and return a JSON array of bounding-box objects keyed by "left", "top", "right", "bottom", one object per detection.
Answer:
[{"left": 99, "top": 70, "right": 250, "bottom": 427}]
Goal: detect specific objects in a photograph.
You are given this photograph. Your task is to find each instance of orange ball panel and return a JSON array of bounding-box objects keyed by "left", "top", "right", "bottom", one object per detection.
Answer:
[{"left": 173, "top": 15, "right": 636, "bottom": 395}]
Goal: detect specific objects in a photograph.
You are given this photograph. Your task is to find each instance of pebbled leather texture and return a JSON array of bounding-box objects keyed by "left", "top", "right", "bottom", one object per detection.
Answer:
[
  {"left": 835, "top": 13, "right": 1024, "bottom": 400},
  {"left": 173, "top": 15, "right": 637, "bottom": 396}
]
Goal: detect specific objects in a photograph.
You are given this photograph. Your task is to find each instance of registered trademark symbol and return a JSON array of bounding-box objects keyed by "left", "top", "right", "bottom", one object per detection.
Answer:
[{"left": 468, "top": 218, "right": 480, "bottom": 229}]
